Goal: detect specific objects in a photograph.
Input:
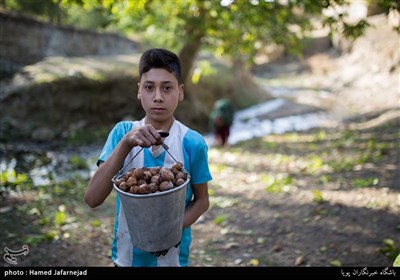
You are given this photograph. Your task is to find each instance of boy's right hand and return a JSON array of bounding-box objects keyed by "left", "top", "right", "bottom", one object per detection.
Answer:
[{"left": 126, "top": 124, "right": 163, "bottom": 148}]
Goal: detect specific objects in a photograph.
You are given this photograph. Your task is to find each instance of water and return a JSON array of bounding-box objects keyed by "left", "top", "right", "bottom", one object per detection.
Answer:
[
  {"left": 205, "top": 85, "right": 337, "bottom": 146},
  {"left": 0, "top": 144, "right": 101, "bottom": 188}
]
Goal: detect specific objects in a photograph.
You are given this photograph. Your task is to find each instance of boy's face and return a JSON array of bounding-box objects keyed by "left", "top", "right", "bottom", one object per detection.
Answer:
[{"left": 137, "top": 68, "right": 184, "bottom": 129}]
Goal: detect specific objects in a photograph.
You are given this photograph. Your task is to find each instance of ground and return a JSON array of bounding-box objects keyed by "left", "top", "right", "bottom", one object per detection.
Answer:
[
  {"left": 190, "top": 121, "right": 399, "bottom": 267},
  {"left": 2, "top": 107, "right": 398, "bottom": 268},
  {"left": 1, "top": 14, "right": 399, "bottom": 268}
]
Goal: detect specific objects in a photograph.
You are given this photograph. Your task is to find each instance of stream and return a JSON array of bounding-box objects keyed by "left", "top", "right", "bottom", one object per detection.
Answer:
[{"left": 205, "top": 84, "right": 337, "bottom": 146}]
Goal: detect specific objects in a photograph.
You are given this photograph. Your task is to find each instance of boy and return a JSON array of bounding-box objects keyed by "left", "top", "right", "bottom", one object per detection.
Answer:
[{"left": 84, "top": 48, "right": 212, "bottom": 267}]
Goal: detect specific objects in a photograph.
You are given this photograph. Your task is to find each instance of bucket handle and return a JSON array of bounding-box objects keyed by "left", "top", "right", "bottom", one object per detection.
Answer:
[{"left": 112, "top": 131, "right": 183, "bottom": 182}]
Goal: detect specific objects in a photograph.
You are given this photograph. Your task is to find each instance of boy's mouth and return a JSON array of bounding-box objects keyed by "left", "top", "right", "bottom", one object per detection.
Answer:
[{"left": 152, "top": 107, "right": 165, "bottom": 112}]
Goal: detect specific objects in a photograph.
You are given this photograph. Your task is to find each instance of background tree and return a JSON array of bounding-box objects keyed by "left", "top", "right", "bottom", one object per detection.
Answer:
[
  {"left": 99, "top": 0, "right": 399, "bottom": 84},
  {"left": 2, "top": 0, "right": 398, "bottom": 85}
]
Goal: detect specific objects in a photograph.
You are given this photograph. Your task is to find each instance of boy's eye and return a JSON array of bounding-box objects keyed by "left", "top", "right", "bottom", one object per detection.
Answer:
[
  {"left": 144, "top": 85, "right": 153, "bottom": 91},
  {"left": 163, "top": 86, "right": 172, "bottom": 92}
]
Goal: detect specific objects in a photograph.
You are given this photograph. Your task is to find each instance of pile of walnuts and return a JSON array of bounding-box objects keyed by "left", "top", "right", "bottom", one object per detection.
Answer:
[{"left": 114, "top": 162, "right": 188, "bottom": 195}]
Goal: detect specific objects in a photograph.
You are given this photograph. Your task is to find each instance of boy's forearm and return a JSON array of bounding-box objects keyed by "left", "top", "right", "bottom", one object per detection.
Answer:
[
  {"left": 182, "top": 198, "right": 209, "bottom": 228},
  {"left": 84, "top": 138, "right": 132, "bottom": 208}
]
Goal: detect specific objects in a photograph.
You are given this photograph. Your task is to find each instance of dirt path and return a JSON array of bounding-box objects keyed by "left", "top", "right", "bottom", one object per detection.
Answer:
[{"left": 189, "top": 119, "right": 399, "bottom": 267}]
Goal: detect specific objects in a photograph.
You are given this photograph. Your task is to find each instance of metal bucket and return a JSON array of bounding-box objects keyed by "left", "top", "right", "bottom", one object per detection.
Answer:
[{"left": 113, "top": 175, "right": 189, "bottom": 252}]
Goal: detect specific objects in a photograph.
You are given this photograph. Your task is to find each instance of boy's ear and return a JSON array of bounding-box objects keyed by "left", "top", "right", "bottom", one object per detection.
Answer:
[
  {"left": 137, "top": 83, "right": 141, "bottom": 100},
  {"left": 178, "top": 84, "right": 184, "bottom": 101}
]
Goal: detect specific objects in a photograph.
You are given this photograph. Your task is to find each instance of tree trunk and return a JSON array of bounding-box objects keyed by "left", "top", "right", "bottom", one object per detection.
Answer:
[
  {"left": 56, "top": 0, "right": 61, "bottom": 26},
  {"left": 178, "top": 33, "right": 203, "bottom": 86},
  {"left": 178, "top": 1, "right": 207, "bottom": 87},
  {"left": 177, "top": 35, "right": 203, "bottom": 107}
]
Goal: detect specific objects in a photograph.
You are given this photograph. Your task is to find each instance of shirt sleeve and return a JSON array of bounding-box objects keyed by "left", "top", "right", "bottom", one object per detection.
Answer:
[
  {"left": 97, "top": 121, "right": 133, "bottom": 166},
  {"left": 183, "top": 130, "right": 213, "bottom": 185}
]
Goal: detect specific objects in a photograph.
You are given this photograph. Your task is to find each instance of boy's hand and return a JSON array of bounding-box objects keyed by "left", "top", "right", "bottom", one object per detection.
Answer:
[
  {"left": 149, "top": 241, "right": 181, "bottom": 257},
  {"left": 128, "top": 124, "right": 162, "bottom": 148}
]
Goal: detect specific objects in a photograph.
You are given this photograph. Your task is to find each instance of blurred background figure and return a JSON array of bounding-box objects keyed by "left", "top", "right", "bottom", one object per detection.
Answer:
[{"left": 209, "top": 98, "right": 234, "bottom": 147}]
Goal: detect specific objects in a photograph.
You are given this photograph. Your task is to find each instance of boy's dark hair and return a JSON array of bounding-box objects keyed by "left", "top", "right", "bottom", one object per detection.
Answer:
[{"left": 139, "top": 48, "right": 183, "bottom": 84}]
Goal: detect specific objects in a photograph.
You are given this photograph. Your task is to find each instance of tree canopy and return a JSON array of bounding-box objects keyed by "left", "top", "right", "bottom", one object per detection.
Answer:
[{"left": 2, "top": 0, "right": 399, "bottom": 84}]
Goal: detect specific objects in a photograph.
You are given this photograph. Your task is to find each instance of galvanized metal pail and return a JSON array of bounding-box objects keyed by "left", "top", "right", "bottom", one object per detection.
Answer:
[{"left": 113, "top": 175, "right": 189, "bottom": 252}]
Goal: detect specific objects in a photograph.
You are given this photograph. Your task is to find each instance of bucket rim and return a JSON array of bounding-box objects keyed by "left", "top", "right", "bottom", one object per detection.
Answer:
[{"left": 113, "top": 176, "right": 190, "bottom": 199}]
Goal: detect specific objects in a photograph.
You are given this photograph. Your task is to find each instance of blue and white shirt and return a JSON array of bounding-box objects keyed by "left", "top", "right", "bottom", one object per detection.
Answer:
[{"left": 97, "top": 118, "right": 212, "bottom": 267}]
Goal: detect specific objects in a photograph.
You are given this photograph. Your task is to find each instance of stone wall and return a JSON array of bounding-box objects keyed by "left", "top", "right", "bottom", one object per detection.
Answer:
[{"left": 0, "top": 10, "right": 140, "bottom": 76}]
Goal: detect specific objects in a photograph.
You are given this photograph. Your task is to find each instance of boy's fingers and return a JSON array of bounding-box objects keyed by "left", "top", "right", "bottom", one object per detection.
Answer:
[
  {"left": 135, "top": 139, "right": 144, "bottom": 147},
  {"left": 141, "top": 125, "right": 162, "bottom": 145}
]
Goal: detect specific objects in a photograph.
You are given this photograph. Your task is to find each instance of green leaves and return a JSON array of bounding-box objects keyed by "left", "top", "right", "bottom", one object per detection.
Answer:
[
  {"left": 380, "top": 239, "right": 400, "bottom": 261},
  {"left": 263, "top": 174, "right": 294, "bottom": 194},
  {"left": 1, "top": 169, "right": 29, "bottom": 188},
  {"left": 55, "top": 205, "right": 67, "bottom": 227},
  {"left": 312, "top": 189, "right": 325, "bottom": 204},
  {"left": 330, "top": 259, "right": 342, "bottom": 267},
  {"left": 394, "top": 253, "right": 400, "bottom": 267}
]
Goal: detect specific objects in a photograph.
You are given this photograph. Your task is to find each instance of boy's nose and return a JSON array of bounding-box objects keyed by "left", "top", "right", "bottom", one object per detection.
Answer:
[{"left": 153, "top": 88, "right": 163, "bottom": 102}]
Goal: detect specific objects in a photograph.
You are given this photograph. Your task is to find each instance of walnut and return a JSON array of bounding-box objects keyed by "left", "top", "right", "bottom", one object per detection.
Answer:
[
  {"left": 119, "top": 182, "right": 128, "bottom": 191},
  {"left": 138, "top": 184, "right": 149, "bottom": 194},
  {"left": 133, "top": 168, "right": 144, "bottom": 179},
  {"left": 175, "top": 178, "right": 185, "bottom": 186},
  {"left": 172, "top": 162, "right": 183, "bottom": 171},
  {"left": 143, "top": 171, "right": 153, "bottom": 182},
  {"left": 137, "top": 179, "right": 146, "bottom": 186},
  {"left": 115, "top": 177, "right": 125, "bottom": 186},
  {"left": 160, "top": 168, "right": 174, "bottom": 181},
  {"left": 129, "top": 185, "right": 139, "bottom": 194},
  {"left": 159, "top": 181, "right": 174, "bottom": 191},
  {"left": 123, "top": 172, "right": 131, "bottom": 180},
  {"left": 170, "top": 162, "right": 183, "bottom": 175},
  {"left": 175, "top": 171, "right": 187, "bottom": 181},
  {"left": 149, "top": 167, "right": 161, "bottom": 176},
  {"left": 126, "top": 177, "right": 137, "bottom": 187},
  {"left": 151, "top": 174, "right": 161, "bottom": 184},
  {"left": 148, "top": 183, "right": 158, "bottom": 193},
  {"left": 115, "top": 164, "right": 188, "bottom": 195}
]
